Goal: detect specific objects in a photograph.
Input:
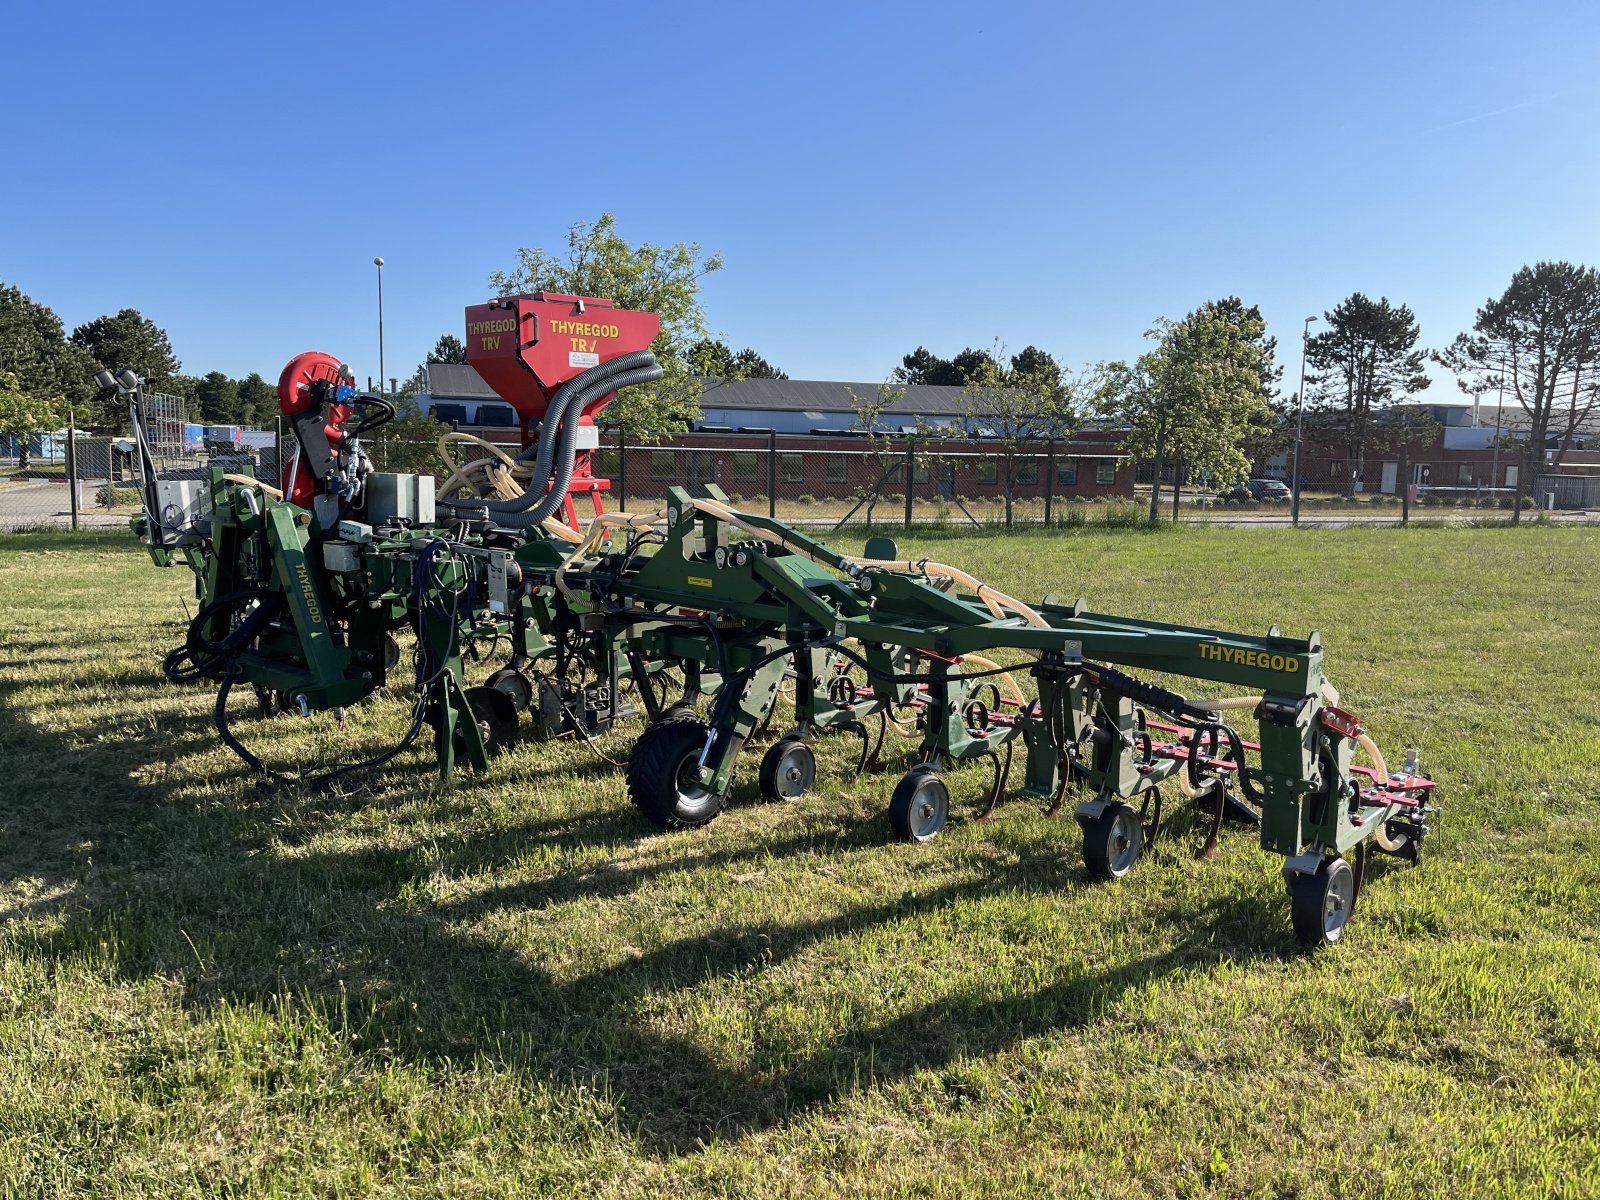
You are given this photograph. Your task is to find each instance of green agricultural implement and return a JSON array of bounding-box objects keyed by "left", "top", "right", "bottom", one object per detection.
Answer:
[{"left": 120, "top": 293, "right": 1436, "bottom": 946}]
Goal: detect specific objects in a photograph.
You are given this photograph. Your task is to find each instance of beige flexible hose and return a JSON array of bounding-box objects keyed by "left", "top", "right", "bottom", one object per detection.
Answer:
[
  {"left": 686, "top": 496, "right": 1050, "bottom": 628},
  {"left": 223, "top": 473, "right": 283, "bottom": 500}
]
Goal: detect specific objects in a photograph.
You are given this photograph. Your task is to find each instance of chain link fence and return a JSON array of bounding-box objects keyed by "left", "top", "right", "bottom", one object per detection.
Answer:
[
  {"left": 594, "top": 432, "right": 1134, "bottom": 530},
  {"left": 1, "top": 425, "right": 285, "bottom": 533}
]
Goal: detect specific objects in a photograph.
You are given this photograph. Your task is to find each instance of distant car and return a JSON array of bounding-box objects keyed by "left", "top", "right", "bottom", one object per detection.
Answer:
[{"left": 1219, "top": 478, "right": 1291, "bottom": 503}]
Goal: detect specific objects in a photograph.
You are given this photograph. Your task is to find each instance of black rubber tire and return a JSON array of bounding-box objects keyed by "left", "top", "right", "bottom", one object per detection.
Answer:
[
  {"left": 659, "top": 701, "right": 701, "bottom": 724},
  {"left": 626, "top": 717, "right": 725, "bottom": 831},
  {"left": 1080, "top": 802, "right": 1143, "bottom": 879},
  {"left": 889, "top": 767, "right": 950, "bottom": 843},
  {"left": 758, "top": 736, "right": 816, "bottom": 802},
  {"left": 1290, "top": 855, "right": 1358, "bottom": 947}
]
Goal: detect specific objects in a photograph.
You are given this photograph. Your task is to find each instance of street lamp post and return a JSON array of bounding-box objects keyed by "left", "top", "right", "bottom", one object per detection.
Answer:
[
  {"left": 374, "top": 256, "right": 386, "bottom": 396},
  {"left": 1291, "top": 314, "right": 1318, "bottom": 527}
]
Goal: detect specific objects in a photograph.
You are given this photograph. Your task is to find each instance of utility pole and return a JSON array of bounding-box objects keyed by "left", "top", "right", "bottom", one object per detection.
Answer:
[
  {"left": 374, "top": 257, "right": 386, "bottom": 397},
  {"left": 1291, "top": 314, "right": 1318, "bottom": 527}
]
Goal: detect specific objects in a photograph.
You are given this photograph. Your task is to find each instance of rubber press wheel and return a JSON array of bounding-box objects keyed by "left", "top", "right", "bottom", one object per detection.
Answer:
[
  {"left": 889, "top": 766, "right": 951, "bottom": 843},
  {"left": 1080, "top": 802, "right": 1144, "bottom": 879},
  {"left": 759, "top": 736, "right": 816, "bottom": 802},
  {"left": 1290, "top": 855, "right": 1358, "bottom": 947},
  {"left": 627, "top": 717, "right": 725, "bottom": 831}
]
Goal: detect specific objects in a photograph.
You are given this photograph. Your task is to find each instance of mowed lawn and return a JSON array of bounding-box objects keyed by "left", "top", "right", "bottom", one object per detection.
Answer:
[{"left": 1, "top": 524, "right": 1597, "bottom": 1198}]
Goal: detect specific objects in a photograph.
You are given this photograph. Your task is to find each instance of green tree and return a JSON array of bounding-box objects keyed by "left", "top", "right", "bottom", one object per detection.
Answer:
[
  {"left": 489, "top": 213, "right": 723, "bottom": 439},
  {"left": 0, "top": 370, "right": 70, "bottom": 470},
  {"left": 1436, "top": 261, "right": 1600, "bottom": 519},
  {"left": 0, "top": 282, "right": 99, "bottom": 415},
  {"left": 894, "top": 347, "right": 951, "bottom": 386},
  {"left": 237, "top": 372, "right": 278, "bottom": 427},
  {"left": 1100, "top": 298, "right": 1280, "bottom": 524},
  {"left": 1304, "top": 294, "right": 1431, "bottom": 496},
  {"left": 195, "top": 371, "right": 243, "bottom": 424},
  {"left": 70, "top": 309, "right": 181, "bottom": 393},
  {"left": 958, "top": 341, "right": 1079, "bottom": 527},
  {"left": 428, "top": 335, "right": 467, "bottom": 365},
  {"left": 687, "top": 338, "right": 787, "bottom": 380}
]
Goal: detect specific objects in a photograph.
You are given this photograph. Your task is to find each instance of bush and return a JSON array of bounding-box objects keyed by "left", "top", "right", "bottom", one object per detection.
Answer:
[
  {"left": 95, "top": 484, "right": 141, "bottom": 507},
  {"left": 1519, "top": 495, "right": 1536, "bottom": 509},
  {"left": 795, "top": 494, "right": 816, "bottom": 505}
]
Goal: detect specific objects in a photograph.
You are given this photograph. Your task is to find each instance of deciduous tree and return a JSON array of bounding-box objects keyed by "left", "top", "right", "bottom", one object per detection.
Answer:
[
  {"left": 490, "top": 214, "right": 723, "bottom": 439},
  {"left": 1099, "top": 298, "right": 1279, "bottom": 524},
  {"left": 957, "top": 341, "right": 1078, "bottom": 527},
  {"left": 0, "top": 370, "right": 70, "bottom": 470}
]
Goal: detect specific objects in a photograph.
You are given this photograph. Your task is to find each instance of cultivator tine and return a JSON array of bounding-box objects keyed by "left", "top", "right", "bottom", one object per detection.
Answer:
[{"left": 1194, "top": 778, "right": 1229, "bottom": 860}]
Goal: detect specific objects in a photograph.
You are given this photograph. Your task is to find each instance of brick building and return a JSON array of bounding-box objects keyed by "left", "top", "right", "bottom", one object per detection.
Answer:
[{"left": 420, "top": 366, "right": 1134, "bottom": 503}]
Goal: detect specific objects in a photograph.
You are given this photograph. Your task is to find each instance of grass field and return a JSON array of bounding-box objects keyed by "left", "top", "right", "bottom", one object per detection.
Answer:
[{"left": 1, "top": 525, "right": 1597, "bottom": 1198}]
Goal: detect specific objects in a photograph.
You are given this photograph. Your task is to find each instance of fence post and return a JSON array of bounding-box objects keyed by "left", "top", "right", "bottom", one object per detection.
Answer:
[
  {"left": 67, "top": 409, "right": 79, "bottom": 531},
  {"left": 617, "top": 425, "right": 628, "bottom": 509},
  {"left": 768, "top": 430, "right": 778, "bottom": 520},
  {"left": 1043, "top": 437, "right": 1055, "bottom": 526},
  {"left": 903, "top": 440, "right": 915, "bottom": 529}
]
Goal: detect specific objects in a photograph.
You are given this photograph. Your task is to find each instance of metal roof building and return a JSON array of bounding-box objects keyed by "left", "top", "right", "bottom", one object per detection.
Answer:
[{"left": 420, "top": 366, "right": 1013, "bottom": 435}]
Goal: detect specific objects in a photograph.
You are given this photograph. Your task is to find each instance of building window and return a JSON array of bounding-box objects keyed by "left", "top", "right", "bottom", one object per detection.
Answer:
[
  {"left": 1057, "top": 458, "right": 1078, "bottom": 486},
  {"left": 826, "top": 455, "right": 848, "bottom": 483},
  {"left": 476, "top": 404, "right": 516, "bottom": 427},
  {"left": 781, "top": 453, "right": 804, "bottom": 484},
  {"left": 912, "top": 460, "right": 931, "bottom": 485},
  {"left": 733, "top": 452, "right": 759, "bottom": 482},
  {"left": 650, "top": 451, "right": 675, "bottom": 481},
  {"left": 432, "top": 403, "right": 467, "bottom": 427},
  {"left": 1458, "top": 464, "right": 1475, "bottom": 485},
  {"left": 1016, "top": 460, "right": 1038, "bottom": 485},
  {"left": 1096, "top": 460, "right": 1115, "bottom": 486},
  {"left": 977, "top": 459, "right": 998, "bottom": 484},
  {"left": 592, "top": 450, "right": 620, "bottom": 478}
]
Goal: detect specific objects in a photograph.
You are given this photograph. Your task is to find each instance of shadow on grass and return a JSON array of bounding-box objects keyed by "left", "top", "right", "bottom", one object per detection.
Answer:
[{"left": 0, "top": 614, "right": 1293, "bottom": 1156}]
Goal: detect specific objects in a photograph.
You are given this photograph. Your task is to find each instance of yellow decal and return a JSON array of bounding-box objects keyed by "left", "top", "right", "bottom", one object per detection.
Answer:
[
  {"left": 467, "top": 318, "right": 515, "bottom": 335},
  {"left": 549, "top": 320, "right": 620, "bottom": 338},
  {"left": 294, "top": 561, "right": 323, "bottom": 625},
  {"left": 1199, "top": 643, "right": 1298, "bottom": 672},
  {"left": 686, "top": 576, "right": 714, "bottom": 588}
]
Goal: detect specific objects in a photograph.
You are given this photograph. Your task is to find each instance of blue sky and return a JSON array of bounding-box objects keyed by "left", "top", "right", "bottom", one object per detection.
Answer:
[{"left": 3, "top": 1, "right": 1597, "bottom": 399}]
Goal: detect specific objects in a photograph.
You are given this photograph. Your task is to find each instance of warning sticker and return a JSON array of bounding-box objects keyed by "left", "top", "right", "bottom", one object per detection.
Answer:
[{"left": 568, "top": 351, "right": 600, "bottom": 369}]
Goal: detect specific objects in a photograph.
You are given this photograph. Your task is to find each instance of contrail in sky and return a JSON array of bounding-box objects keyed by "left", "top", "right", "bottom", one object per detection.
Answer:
[{"left": 1418, "top": 86, "right": 1593, "bottom": 135}]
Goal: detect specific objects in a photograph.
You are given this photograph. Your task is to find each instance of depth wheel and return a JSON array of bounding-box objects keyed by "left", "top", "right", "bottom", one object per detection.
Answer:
[
  {"left": 486, "top": 667, "right": 534, "bottom": 713},
  {"left": 626, "top": 717, "right": 725, "bottom": 831},
  {"left": 1290, "top": 855, "right": 1357, "bottom": 947},
  {"left": 758, "top": 736, "right": 816, "bottom": 802},
  {"left": 461, "top": 684, "right": 519, "bottom": 757},
  {"left": 889, "top": 767, "right": 950, "bottom": 843},
  {"left": 1080, "top": 802, "right": 1143, "bottom": 879}
]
